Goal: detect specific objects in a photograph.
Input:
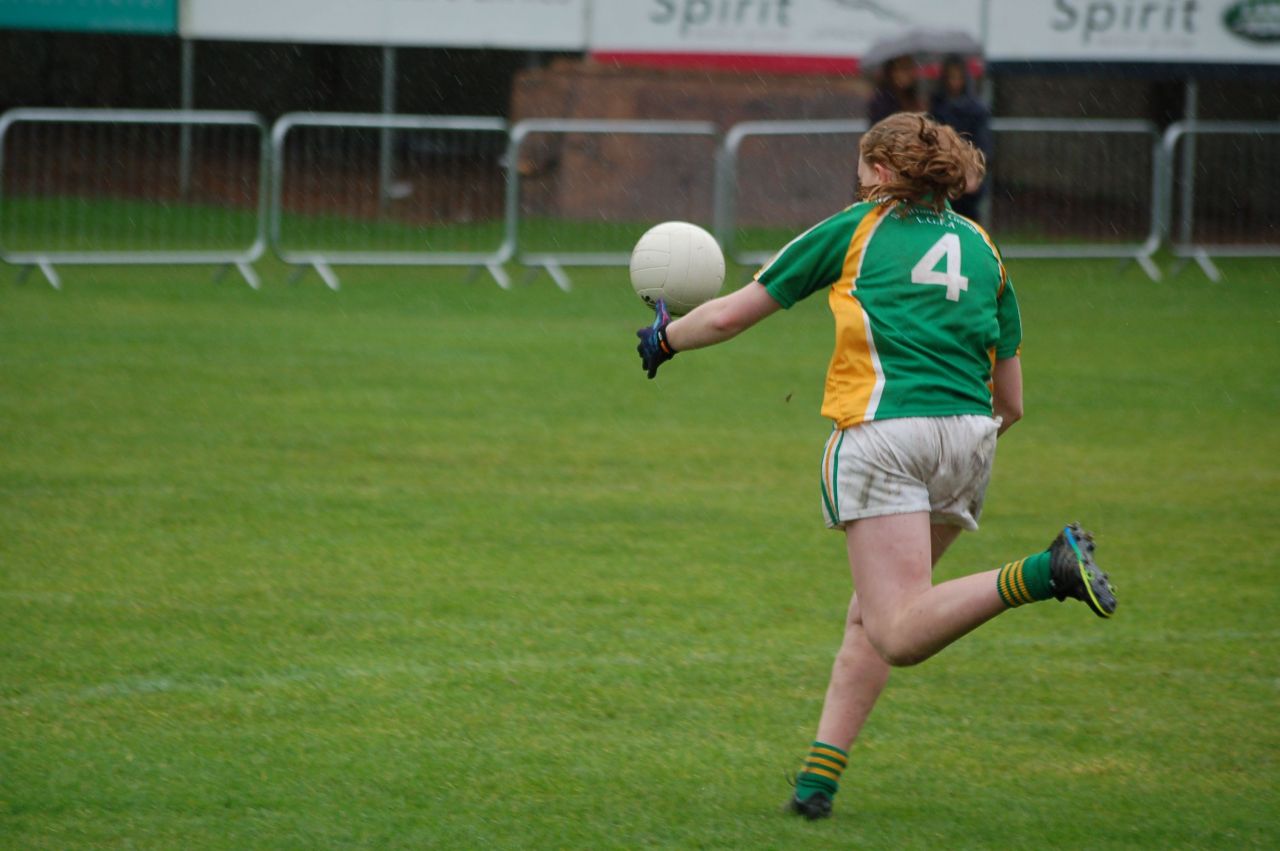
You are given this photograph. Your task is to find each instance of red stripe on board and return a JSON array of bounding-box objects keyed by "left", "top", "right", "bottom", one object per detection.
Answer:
[
  {"left": 592, "top": 51, "right": 861, "bottom": 76},
  {"left": 592, "top": 52, "right": 987, "bottom": 79}
]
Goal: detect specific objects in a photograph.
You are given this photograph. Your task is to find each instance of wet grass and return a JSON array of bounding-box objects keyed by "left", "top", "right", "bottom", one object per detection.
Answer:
[
  {"left": 1, "top": 257, "right": 1277, "bottom": 849},
  {"left": 0, "top": 194, "right": 1166, "bottom": 271},
  {"left": 0, "top": 195, "right": 700, "bottom": 260}
]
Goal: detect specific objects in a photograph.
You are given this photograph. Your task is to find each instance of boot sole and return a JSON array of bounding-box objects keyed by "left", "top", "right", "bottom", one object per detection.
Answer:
[{"left": 1063, "top": 525, "right": 1117, "bottom": 618}]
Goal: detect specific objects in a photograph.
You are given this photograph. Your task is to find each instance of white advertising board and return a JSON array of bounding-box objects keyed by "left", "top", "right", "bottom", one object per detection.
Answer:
[
  {"left": 180, "top": 0, "right": 588, "bottom": 49},
  {"left": 986, "top": 0, "right": 1280, "bottom": 65},
  {"left": 589, "top": 0, "right": 984, "bottom": 73}
]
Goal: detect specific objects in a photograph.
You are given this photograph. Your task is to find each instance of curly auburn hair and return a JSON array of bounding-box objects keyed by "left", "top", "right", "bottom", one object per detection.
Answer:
[{"left": 858, "top": 112, "right": 985, "bottom": 213}]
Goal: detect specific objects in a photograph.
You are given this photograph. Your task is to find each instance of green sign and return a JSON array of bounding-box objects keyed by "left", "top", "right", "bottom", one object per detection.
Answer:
[
  {"left": 1224, "top": 0, "right": 1280, "bottom": 42},
  {"left": 0, "top": 0, "right": 177, "bottom": 34}
]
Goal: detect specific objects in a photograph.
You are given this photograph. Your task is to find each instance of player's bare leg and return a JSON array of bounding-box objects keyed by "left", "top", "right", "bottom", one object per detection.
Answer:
[
  {"left": 788, "top": 515, "right": 1115, "bottom": 818},
  {"left": 851, "top": 514, "right": 1115, "bottom": 665},
  {"left": 814, "top": 524, "right": 961, "bottom": 749},
  {"left": 788, "top": 523, "right": 962, "bottom": 819},
  {"left": 846, "top": 512, "right": 1007, "bottom": 666},
  {"left": 811, "top": 595, "right": 887, "bottom": 753}
]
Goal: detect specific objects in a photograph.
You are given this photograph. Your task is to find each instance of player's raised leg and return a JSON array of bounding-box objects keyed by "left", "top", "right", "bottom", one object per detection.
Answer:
[
  {"left": 849, "top": 512, "right": 1006, "bottom": 667},
  {"left": 852, "top": 514, "right": 1117, "bottom": 667}
]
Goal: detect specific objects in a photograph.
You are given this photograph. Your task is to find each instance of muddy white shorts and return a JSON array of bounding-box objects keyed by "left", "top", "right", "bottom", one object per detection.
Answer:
[{"left": 819, "top": 415, "right": 1000, "bottom": 531}]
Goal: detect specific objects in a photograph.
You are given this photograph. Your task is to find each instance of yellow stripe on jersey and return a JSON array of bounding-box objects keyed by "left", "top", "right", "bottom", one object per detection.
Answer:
[
  {"left": 842, "top": 202, "right": 894, "bottom": 292},
  {"left": 963, "top": 215, "right": 1009, "bottom": 298},
  {"left": 965, "top": 213, "right": 1023, "bottom": 358},
  {"left": 821, "top": 203, "right": 894, "bottom": 429}
]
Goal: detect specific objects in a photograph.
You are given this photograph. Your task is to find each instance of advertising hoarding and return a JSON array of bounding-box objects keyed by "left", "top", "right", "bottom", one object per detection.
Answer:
[
  {"left": 0, "top": 0, "right": 177, "bottom": 34},
  {"left": 588, "top": 0, "right": 984, "bottom": 74},
  {"left": 180, "top": 0, "right": 587, "bottom": 50},
  {"left": 986, "top": 0, "right": 1280, "bottom": 65}
]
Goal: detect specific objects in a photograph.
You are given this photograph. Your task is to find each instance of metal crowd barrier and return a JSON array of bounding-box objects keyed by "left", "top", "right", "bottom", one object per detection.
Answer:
[
  {"left": 5, "top": 109, "right": 1276, "bottom": 291},
  {"left": 0, "top": 108, "right": 268, "bottom": 289},
  {"left": 1160, "top": 121, "right": 1280, "bottom": 282},
  {"left": 506, "top": 119, "right": 719, "bottom": 291},
  {"left": 988, "top": 118, "right": 1163, "bottom": 281},
  {"left": 717, "top": 120, "right": 867, "bottom": 266},
  {"left": 716, "top": 118, "right": 1165, "bottom": 281},
  {"left": 270, "top": 113, "right": 511, "bottom": 290}
]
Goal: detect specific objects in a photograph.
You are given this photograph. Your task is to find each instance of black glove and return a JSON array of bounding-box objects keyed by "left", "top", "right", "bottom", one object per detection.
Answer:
[{"left": 635, "top": 299, "right": 677, "bottom": 380}]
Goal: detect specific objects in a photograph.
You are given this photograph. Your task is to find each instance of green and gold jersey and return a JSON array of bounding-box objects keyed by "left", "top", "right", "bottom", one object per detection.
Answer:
[{"left": 758, "top": 200, "right": 1021, "bottom": 429}]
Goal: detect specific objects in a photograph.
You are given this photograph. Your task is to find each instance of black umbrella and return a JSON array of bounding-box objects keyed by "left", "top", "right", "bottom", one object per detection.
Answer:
[{"left": 862, "top": 28, "right": 984, "bottom": 69}]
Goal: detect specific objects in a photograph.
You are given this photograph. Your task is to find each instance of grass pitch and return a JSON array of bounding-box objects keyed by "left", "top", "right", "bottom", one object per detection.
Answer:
[{"left": 1, "top": 257, "right": 1277, "bottom": 849}]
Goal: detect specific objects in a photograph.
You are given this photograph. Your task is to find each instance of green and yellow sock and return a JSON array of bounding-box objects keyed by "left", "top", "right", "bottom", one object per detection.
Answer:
[
  {"left": 996, "top": 551, "right": 1055, "bottom": 608},
  {"left": 795, "top": 741, "right": 848, "bottom": 801}
]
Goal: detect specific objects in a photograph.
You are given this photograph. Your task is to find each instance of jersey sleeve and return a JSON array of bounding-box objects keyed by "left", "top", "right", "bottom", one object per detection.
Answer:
[
  {"left": 995, "top": 277, "right": 1023, "bottom": 359},
  {"left": 755, "top": 208, "right": 862, "bottom": 309}
]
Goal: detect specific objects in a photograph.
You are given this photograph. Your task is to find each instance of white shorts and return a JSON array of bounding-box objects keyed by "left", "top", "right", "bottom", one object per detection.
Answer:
[{"left": 819, "top": 415, "right": 1000, "bottom": 532}]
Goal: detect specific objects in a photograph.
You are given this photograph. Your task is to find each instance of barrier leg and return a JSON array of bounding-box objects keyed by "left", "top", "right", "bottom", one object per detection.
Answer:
[
  {"left": 284, "top": 260, "right": 340, "bottom": 290},
  {"left": 1192, "top": 250, "right": 1222, "bottom": 283},
  {"left": 542, "top": 259, "right": 571, "bottom": 293},
  {"left": 487, "top": 263, "right": 511, "bottom": 290},
  {"left": 313, "top": 259, "right": 340, "bottom": 291},
  {"left": 37, "top": 261, "right": 61, "bottom": 291},
  {"left": 236, "top": 262, "right": 261, "bottom": 290},
  {"left": 1135, "top": 253, "right": 1162, "bottom": 282}
]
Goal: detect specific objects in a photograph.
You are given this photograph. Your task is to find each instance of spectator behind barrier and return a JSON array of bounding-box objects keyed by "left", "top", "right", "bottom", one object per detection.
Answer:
[
  {"left": 868, "top": 56, "right": 923, "bottom": 126},
  {"left": 930, "top": 56, "right": 992, "bottom": 221}
]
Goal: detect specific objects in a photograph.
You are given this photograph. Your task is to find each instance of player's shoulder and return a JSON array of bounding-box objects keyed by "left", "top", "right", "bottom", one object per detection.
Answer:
[
  {"left": 816, "top": 200, "right": 880, "bottom": 231},
  {"left": 948, "top": 209, "right": 1005, "bottom": 260},
  {"left": 778, "top": 202, "right": 873, "bottom": 252},
  {"left": 802, "top": 201, "right": 895, "bottom": 245},
  {"left": 845, "top": 199, "right": 896, "bottom": 226},
  {"left": 946, "top": 210, "right": 1012, "bottom": 293},
  {"left": 768, "top": 202, "right": 892, "bottom": 271}
]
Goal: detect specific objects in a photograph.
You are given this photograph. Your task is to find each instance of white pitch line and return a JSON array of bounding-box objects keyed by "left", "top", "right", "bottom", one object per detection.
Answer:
[
  {"left": 1, "top": 649, "right": 785, "bottom": 708},
  {"left": 7, "top": 635, "right": 1278, "bottom": 709},
  {"left": 5, "top": 590, "right": 1277, "bottom": 706}
]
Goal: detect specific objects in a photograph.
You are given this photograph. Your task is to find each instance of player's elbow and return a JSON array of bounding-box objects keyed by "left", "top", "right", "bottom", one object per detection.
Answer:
[
  {"left": 707, "top": 303, "right": 751, "bottom": 338},
  {"left": 991, "top": 358, "right": 1023, "bottom": 429},
  {"left": 997, "top": 398, "right": 1023, "bottom": 426}
]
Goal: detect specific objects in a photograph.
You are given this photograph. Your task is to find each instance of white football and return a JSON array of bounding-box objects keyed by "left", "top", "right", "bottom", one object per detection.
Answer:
[{"left": 629, "top": 221, "right": 725, "bottom": 315}]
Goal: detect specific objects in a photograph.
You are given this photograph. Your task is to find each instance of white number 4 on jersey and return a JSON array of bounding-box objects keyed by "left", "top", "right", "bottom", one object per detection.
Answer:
[{"left": 911, "top": 233, "right": 969, "bottom": 302}]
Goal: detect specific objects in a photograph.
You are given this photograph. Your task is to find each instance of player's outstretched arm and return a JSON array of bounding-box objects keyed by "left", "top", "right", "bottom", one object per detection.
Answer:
[
  {"left": 635, "top": 282, "right": 781, "bottom": 379},
  {"left": 665, "top": 281, "right": 782, "bottom": 352},
  {"left": 992, "top": 356, "right": 1023, "bottom": 436}
]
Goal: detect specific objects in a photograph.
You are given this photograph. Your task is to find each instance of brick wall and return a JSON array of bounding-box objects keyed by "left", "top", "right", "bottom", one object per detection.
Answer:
[{"left": 510, "top": 59, "right": 872, "bottom": 225}]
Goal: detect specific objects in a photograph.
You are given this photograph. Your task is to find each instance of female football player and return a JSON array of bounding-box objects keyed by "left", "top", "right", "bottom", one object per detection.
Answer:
[{"left": 636, "top": 112, "right": 1117, "bottom": 820}]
